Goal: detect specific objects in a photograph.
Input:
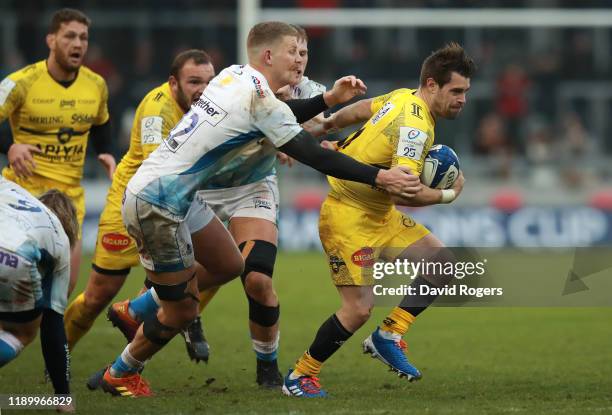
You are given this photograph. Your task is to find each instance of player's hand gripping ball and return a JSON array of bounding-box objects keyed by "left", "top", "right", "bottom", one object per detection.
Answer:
[{"left": 420, "top": 144, "right": 460, "bottom": 189}]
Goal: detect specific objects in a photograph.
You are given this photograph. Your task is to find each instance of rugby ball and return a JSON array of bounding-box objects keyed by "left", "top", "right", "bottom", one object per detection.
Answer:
[{"left": 420, "top": 144, "right": 460, "bottom": 189}]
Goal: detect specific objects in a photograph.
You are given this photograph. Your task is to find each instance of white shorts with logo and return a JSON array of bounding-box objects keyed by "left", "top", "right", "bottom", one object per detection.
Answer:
[
  {"left": 197, "top": 175, "right": 279, "bottom": 224},
  {"left": 122, "top": 190, "right": 216, "bottom": 272}
]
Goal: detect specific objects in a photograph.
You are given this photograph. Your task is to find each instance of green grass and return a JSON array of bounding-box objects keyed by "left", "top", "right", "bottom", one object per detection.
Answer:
[{"left": 2, "top": 252, "right": 612, "bottom": 414}]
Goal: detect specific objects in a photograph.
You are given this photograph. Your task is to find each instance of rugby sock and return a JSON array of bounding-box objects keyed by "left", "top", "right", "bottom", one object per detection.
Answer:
[
  {"left": 380, "top": 307, "right": 416, "bottom": 337},
  {"left": 292, "top": 352, "right": 323, "bottom": 379},
  {"left": 398, "top": 275, "right": 439, "bottom": 318},
  {"left": 128, "top": 288, "right": 160, "bottom": 321},
  {"left": 198, "top": 286, "right": 220, "bottom": 314},
  {"left": 64, "top": 292, "right": 96, "bottom": 350},
  {"left": 0, "top": 330, "right": 23, "bottom": 367},
  {"left": 293, "top": 314, "right": 352, "bottom": 378},
  {"left": 252, "top": 331, "right": 279, "bottom": 362},
  {"left": 40, "top": 309, "right": 70, "bottom": 394},
  {"left": 110, "top": 345, "right": 145, "bottom": 378}
]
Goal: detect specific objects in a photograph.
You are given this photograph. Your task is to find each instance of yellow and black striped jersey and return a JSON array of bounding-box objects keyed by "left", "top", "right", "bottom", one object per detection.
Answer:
[
  {"left": 0, "top": 60, "right": 109, "bottom": 185},
  {"left": 328, "top": 88, "right": 436, "bottom": 215}
]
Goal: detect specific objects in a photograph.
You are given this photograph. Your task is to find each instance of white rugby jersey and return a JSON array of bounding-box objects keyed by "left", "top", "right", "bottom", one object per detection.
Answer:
[
  {"left": 0, "top": 178, "right": 70, "bottom": 314},
  {"left": 291, "top": 76, "right": 326, "bottom": 99},
  {"left": 127, "top": 64, "right": 303, "bottom": 216}
]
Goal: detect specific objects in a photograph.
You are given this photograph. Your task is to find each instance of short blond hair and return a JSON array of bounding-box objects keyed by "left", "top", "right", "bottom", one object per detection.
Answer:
[
  {"left": 39, "top": 189, "right": 78, "bottom": 248},
  {"left": 247, "top": 21, "right": 298, "bottom": 61}
]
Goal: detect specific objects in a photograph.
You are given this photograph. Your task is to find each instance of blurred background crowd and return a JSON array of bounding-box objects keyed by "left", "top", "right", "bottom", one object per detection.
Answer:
[{"left": 2, "top": 0, "right": 612, "bottom": 248}]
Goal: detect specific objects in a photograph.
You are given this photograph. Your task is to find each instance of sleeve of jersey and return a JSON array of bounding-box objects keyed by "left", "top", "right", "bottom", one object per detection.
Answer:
[
  {"left": 50, "top": 249, "right": 70, "bottom": 315},
  {"left": 251, "top": 89, "right": 302, "bottom": 147},
  {"left": 370, "top": 89, "right": 408, "bottom": 114},
  {"left": 94, "top": 80, "right": 110, "bottom": 125},
  {"left": 0, "top": 75, "right": 24, "bottom": 122},
  {"left": 391, "top": 114, "right": 433, "bottom": 176},
  {"left": 140, "top": 100, "right": 174, "bottom": 160}
]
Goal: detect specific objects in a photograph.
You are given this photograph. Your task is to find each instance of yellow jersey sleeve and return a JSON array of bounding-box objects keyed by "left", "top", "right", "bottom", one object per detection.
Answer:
[
  {"left": 94, "top": 80, "right": 110, "bottom": 125},
  {"left": 391, "top": 99, "right": 435, "bottom": 175},
  {"left": 138, "top": 86, "right": 182, "bottom": 160},
  {"left": 0, "top": 66, "right": 36, "bottom": 122},
  {"left": 370, "top": 88, "right": 410, "bottom": 114}
]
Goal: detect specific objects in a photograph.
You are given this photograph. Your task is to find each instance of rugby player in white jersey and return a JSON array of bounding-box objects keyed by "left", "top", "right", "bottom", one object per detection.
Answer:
[
  {"left": 99, "top": 21, "right": 421, "bottom": 397},
  {"left": 0, "top": 179, "right": 78, "bottom": 412},
  {"left": 193, "top": 24, "right": 327, "bottom": 388}
]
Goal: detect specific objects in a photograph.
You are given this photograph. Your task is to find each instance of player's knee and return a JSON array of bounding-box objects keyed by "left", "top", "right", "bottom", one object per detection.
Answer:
[
  {"left": 150, "top": 275, "right": 199, "bottom": 328},
  {"left": 239, "top": 240, "right": 277, "bottom": 281},
  {"left": 142, "top": 314, "right": 178, "bottom": 346},
  {"left": 244, "top": 274, "right": 277, "bottom": 305},
  {"left": 247, "top": 294, "right": 280, "bottom": 327}
]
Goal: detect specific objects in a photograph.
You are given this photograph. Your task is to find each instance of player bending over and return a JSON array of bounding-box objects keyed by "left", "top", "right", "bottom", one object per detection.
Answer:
[{"left": 0, "top": 180, "right": 78, "bottom": 411}]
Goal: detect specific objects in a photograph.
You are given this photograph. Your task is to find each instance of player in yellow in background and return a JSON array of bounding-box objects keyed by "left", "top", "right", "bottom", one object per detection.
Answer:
[
  {"left": 283, "top": 43, "right": 475, "bottom": 397},
  {"left": 0, "top": 8, "right": 116, "bottom": 294},
  {"left": 63, "top": 50, "right": 217, "bottom": 368}
]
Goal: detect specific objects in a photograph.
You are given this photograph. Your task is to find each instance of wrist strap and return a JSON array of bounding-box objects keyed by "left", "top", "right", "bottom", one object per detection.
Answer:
[{"left": 440, "top": 189, "right": 456, "bottom": 204}]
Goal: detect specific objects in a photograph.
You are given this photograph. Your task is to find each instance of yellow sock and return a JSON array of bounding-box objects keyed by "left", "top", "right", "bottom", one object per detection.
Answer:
[
  {"left": 64, "top": 293, "right": 96, "bottom": 350},
  {"left": 293, "top": 351, "right": 323, "bottom": 378},
  {"left": 198, "top": 286, "right": 220, "bottom": 314},
  {"left": 380, "top": 307, "right": 416, "bottom": 336}
]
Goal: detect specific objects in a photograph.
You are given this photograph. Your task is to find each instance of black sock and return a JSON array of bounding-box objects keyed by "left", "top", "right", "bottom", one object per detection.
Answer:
[
  {"left": 399, "top": 275, "right": 439, "bottom": 317},
  {"left": 308, "top": 314, "right": 353, "bottom": 363},
  {"left": 40, "top": 309, "right": 70, "bottom": 394}
]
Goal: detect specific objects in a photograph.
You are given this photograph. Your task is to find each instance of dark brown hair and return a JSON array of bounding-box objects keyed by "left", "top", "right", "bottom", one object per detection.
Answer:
[
  {"left": 49, "top": 8, "right": 91, "bottom": 34},
  {"left": 170, "top": 49, "right": 212, "bottom": 80},
  {"left": 39, "top": 189, "right": 78, "bottom": 248},
  {"left": 419, "top": 42, "right": 476, "bottom": 87}
]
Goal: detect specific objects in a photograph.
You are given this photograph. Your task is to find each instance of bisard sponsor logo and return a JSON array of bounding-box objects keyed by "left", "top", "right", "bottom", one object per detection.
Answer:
[
  {"left": 71, "top": 113, "right": 95, "bottom": 124},
  {"left": 28, "top": 115, "right": 63, "bottom": 125},
  {"left": 0, "top": 250, "right": 19, "bottom": 268},
  {"left": 32, "top": 98, "right": 55, "bottom": 104},
  {"left": 351, "top": 247, "right": 376, "bottom": 267},
  {"left": 101, "top": 233, "right": 131, "bottom": 252},
  {"left": 60, "top": 99, "right": 76, "bottom": 108}
]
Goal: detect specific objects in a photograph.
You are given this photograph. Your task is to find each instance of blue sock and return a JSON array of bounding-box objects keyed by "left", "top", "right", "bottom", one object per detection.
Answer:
[
  {"left": 0, "top": 330, "right": 23, "bottom": 367},
  {"left": 128, "top": 289, "right": 159, "bottom": 321},
  {"left": 110, "top": 345, "right": 143, "bottom": 377},
  {"left": 252, "top": 335, "right": 279, "bottom": 362},
  {"left": 255, "top": 350, "right": 278, "bottom": 362}
]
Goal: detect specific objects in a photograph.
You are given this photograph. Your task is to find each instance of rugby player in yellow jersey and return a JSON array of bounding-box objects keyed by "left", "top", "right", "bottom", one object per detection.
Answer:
[
  {"left": 64, "top": 50, "right": 218, "bottom": 366},
  {"left": 0, "top": 9, "right": 116, "bottom": 294},
  {"left": 283, "top": 43, "right": 476, "bottom": 397}
]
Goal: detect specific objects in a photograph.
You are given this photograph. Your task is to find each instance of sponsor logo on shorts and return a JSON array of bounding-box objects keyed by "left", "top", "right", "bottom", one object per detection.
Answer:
[
  {"left": 0, "top": 250, "right": 19, "bottom": 268},
  {"left": 328, "top": 254, "right": 347, "bottom": 274},
  {"left": 101, "top": 233, "right": 131, "bottom": 252},
  {"left": 351, "top": 247, "right": 375, "bottom": 267},
  {"left": 254, "top": 197, "right": 272, "bottom": 210}
]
